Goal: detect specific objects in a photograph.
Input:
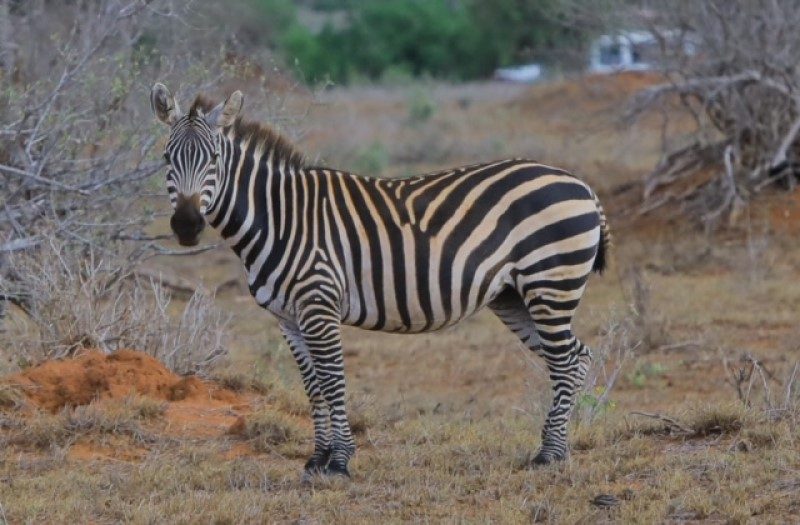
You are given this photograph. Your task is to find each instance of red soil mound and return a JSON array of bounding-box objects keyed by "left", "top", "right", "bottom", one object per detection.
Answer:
[{"left": 7, "top": 349, "right": 239, "bottom": 412}]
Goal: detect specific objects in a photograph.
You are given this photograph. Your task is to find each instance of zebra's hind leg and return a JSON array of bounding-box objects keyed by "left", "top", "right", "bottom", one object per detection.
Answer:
[
  {"left": 527, "top": 291, "right": 592, "bottom": 465},
  {"left": 489, "top": 288, "right": 592, "bottom": 466},
  {"left": 279, "top": 322, "right": 332, "bottom": 476},
  {"left": 489, "top": 288, "right": 544, "bottom": 357}
]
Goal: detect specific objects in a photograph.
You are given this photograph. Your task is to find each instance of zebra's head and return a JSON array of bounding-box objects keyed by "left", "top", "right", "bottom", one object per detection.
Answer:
[{"left": 150, "top": 83, "right": 243, "bottom": 246}]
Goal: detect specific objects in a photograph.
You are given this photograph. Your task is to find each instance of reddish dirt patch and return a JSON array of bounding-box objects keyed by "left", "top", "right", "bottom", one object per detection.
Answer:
[
  {"left": 6, "top": 349, "right": 239, "bottom": 412},
  {"left": 3, "top": 350, "right": 258, "bottom": 442}
]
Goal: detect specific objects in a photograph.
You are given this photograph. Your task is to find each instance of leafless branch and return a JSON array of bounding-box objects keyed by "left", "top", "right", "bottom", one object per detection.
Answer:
[{"left": 628, "top": 1, "right": 800, "bottom": 223}]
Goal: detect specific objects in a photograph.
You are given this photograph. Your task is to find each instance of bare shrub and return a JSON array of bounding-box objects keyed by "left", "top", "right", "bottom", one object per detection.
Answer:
[
  {"left": 576, "top": 313, "right": 640, "bottom": 423},
  {"left": 724, "top": 353, "right": 800, "bottom": 425},
  {"left": 0, "top": 240, "right": 230, "bottom": 375},
  {"left": 139, "top": 285, "right": 231, "bottom": 377},
  {"left": 0, "top": 0, "right": 302, "bottom": 334},
  {"left": 625, "top": 0, "right": 800, "bottom": 225},
  {"left": 626, "top": 355, "right": 800, "bottom": 446},
  {"left": 576, "top": 268, "right": 674, "bottom": 423},
  {"left": 1, "top": 1, "right": 170, "bottom": 272}
]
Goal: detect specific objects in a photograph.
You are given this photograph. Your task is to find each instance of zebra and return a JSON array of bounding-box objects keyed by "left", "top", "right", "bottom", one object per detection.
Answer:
[{"left": 150, "top": 84, "right": 611, "bottom": 478}]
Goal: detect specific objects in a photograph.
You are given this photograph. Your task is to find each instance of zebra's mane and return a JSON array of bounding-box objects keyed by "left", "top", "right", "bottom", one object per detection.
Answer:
[{"left": 190, "top": 95, "right": 305, "bottom": 170}]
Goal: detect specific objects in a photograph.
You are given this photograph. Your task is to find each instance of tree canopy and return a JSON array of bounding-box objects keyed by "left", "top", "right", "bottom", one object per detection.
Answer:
[{"left": 255, "top": 0, "right": 583, "bottom": 84}]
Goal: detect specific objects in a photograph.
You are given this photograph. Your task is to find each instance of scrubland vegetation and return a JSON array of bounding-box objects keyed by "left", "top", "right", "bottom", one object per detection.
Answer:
[{"left": 1, "top": 0, "right": 799, "bottom": 523}]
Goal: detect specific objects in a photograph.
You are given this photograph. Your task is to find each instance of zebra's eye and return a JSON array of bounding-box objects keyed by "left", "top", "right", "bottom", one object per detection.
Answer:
[{"left": 163, "top": 152, "right": 170, "bottom": 162}]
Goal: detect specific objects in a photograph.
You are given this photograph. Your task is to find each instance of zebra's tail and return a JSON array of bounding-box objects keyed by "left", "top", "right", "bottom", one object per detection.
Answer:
[{"left": 592, "top": 193, "right": 611, "bottom": 275}]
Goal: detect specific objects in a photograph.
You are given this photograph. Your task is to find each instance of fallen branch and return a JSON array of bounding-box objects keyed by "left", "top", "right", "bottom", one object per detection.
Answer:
[
  {"left": 629, "top": 411, "right": 693, "bottom": 435},
  {"left": 132, "top": 269, "right": 239, "bottom": 298}
]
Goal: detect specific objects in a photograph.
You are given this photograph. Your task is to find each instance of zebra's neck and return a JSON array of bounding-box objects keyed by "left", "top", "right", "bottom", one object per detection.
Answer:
[{"left": 205, "top": 131, "right": 321, "bottom": 305}]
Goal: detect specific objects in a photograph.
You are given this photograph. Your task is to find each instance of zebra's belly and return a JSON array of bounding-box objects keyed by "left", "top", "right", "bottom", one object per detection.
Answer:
[
  {"left": 345, "top": 307, "right": 483, "bottom": 334},
  {"left": 341, "top": 283, "right": 505, "bottom": 334}
]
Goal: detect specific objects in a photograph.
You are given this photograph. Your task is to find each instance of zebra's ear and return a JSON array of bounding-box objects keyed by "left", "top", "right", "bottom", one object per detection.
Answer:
[
  {"left": 205, "top": 90, "right": 243, "bottom": 129},
  {"left": 150, "top": 83, "right": 181, "bottom": 125}
]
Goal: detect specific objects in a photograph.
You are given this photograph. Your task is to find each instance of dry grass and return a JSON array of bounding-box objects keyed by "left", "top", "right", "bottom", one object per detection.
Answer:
[
  {"left": 0, "top": 383, "right": 24, "bottom": 409},
  {"left": 2, "top": 401, "right": 156, "bottom": 451},
  {"left": 2, "top": 401, "right": 798, "bottom": 522},
  {"left": 122, "top": 395, "right": 168, "bottom": 421},
  {"left": 237, "top": 407, "right": 306, "bottom": 455}
]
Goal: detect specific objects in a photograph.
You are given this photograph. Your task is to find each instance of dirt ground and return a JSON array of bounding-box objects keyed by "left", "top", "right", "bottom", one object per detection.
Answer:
[{"left": 2, "top": 73, "right": 799, "bottom": 523}]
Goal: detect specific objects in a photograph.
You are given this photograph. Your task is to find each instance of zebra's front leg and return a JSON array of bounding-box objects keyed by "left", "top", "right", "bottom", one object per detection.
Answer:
[
  {"left": 297, "top": 308, "right": 355, "bottom": 478},
  {"left": 279, "top": 322, "right": 332, "bottom": 475}
]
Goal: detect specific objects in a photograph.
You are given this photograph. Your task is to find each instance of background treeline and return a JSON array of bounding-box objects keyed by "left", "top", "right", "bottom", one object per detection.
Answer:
[{"left": 249, "top": 0, "right": 587, "bottom": 83}]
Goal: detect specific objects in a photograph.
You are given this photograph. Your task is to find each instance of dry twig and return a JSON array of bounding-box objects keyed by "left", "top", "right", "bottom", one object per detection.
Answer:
[{"left": 629, "top": 411, "right": 693, "bottom": 435}]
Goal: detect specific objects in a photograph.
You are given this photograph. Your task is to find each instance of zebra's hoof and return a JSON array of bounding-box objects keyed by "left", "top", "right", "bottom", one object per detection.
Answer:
[
  {"left": 300, "top": 469, "right": 321, "bottom": 485},
  {"left": 303, "top": 450, "right": 332, "bottom": 473},
  {"left": 323, "top": 462, "right": 351, "bottom": 479},
  {"left": 530, "top": 450, "right": 566, "bottom": 467}
]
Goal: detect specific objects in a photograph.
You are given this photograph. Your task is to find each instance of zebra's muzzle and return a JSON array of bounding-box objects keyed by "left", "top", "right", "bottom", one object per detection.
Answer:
[{"left": 170, "top": 193, "right": 205, "bottom": 247}]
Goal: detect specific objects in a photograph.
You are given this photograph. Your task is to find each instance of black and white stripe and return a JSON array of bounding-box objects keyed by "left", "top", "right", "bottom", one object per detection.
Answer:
[{"left": 152, "top": 86, "right": 611, "bottom": 476}]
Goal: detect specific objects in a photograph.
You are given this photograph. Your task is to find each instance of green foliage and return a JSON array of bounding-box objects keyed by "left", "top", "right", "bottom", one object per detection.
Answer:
[
  {"left": 627, "top": 361, "right": 667, "bottom": 388},
  {"left": 275, "top": 0, "right": 586, "bottom": 84},
  {"left": 577, "top": 385, "right": 616, "bottom": 415},
  {"left": 468, "top": 0, "right": 583, "bottom": 67},
  {"left": 282, "top": 0, "right": 472, "bottom": 83}
]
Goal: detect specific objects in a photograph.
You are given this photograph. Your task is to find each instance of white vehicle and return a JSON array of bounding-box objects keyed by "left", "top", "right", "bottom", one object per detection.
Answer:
[
  {"left": 589, "top": 30, "right": 695, "bottom": 74},
  {"left": 493, "top": 63, "right": 543, "bottom": 83}
]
